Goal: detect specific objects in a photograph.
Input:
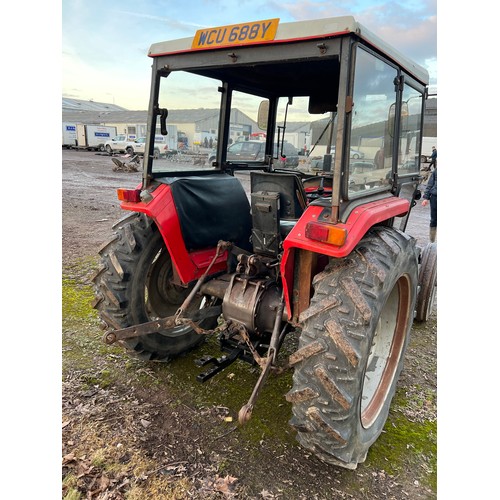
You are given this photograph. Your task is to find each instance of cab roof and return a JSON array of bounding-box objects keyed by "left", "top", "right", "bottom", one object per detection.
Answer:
[{"left": 148, "top": 16, "right": 429, "bottom": 85}]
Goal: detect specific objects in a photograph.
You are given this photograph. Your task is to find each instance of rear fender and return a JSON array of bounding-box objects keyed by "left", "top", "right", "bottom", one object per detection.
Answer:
[
  {"left": 280, "top": 197, "right": 410, "bottom": 320},
  {"left": 120, "top": 184, "right": 228, "bottom": 285}
]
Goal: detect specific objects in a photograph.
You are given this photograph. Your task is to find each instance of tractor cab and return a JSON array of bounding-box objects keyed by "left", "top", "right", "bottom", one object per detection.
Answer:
[{"left": 139, "top": 16, "right": 427, "bottom": 230}]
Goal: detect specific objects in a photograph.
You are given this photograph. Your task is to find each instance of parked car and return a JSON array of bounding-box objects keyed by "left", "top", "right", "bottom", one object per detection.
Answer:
[
  {"left": 208, "top": 140, "right": 301, "bottom": 167},
  {"left": 330, "top": 146, "right": 365, "bottom": 159},
  {"left": 105, "top": 134, "right": 136, "bottom": 154},
  {"left": 309, "top": 148, "right": 366, "bottom": 170},
  {"left": 133, "top": 137, "right": 167, "bottom": 159},
  {"left": 401, "top": 158, "right": 420, "bottom": 171}
]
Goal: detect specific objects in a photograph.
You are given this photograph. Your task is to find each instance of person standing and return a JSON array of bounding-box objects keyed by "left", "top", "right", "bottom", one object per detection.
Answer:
[
  {"left": 421, "top": 167, "right": 437, "bottom": 242},
  {"left": 429, "top": 146, "right": 437, "bottom": 169}
]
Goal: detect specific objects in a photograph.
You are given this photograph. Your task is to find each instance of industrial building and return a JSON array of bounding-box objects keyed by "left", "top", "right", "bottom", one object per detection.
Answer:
[{"left": 62, "top": 96, "right": 436, "bottom": 150}]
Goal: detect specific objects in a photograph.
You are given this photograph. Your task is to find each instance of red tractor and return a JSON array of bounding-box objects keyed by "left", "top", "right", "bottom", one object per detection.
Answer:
[{"left": 93, "top": 16, "right": 436, "bottom": 469}]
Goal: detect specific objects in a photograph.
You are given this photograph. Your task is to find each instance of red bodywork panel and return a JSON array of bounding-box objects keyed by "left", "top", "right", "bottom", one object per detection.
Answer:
[
  {"left": 120, "top": 184, "right": 228, "bottom": 284},
  {"left": 279, "top": 197, "right": 410, "bottom": 319}
]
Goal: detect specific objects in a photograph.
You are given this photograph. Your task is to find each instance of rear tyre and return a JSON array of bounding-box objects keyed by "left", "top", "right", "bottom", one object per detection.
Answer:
[
  {"left": 286, "top": 227, "right": 418, "bottom": 469},
  {"left": 415, "top": 242, "right": 437, "bottom": 322},
  {"left": 93, "top": 213, "right": 216, "bottom": 361}
]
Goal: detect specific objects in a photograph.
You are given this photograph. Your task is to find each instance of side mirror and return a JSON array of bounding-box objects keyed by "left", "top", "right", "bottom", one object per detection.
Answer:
[
  {"left": 388, "top": 103, "right": 396, "bottom": 138},
  {"left": 257, "top": 100, "right": 269, "bottom": 131},
  {"left": 400, "top": 101, "right": 409, "bottom": 132}
]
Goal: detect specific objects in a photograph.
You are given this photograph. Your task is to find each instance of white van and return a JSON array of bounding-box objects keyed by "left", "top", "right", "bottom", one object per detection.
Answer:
[{"left": 133, "top": 136, "right": 169, "bottom": 158}]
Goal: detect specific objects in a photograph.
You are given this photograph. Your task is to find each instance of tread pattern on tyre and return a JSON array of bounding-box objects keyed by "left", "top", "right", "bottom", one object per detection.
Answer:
[
  {"left": 415, "top": 242, "right": 437, "bottom": 322},
  {"left": 286, "top": 227, "right": 418, "bottom": 468},
  {"left": 93, "top": 213, "right": 212, "bottom": 361}
]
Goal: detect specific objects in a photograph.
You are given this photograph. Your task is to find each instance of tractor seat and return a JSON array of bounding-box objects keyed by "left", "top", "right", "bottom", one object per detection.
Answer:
[
  {"left": 250, "top": 171, "right": 307, "bottom": 220},
  {"left": 159, "top": 174, "right": 252, "bottom": 252}
]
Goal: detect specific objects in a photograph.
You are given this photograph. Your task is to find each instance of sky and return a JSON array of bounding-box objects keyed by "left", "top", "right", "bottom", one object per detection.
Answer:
[{"left": 62, "top": 0, "right": 438, "bottom": 110}]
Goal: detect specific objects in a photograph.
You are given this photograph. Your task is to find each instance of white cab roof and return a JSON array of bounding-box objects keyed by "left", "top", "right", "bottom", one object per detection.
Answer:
[{"left": 149, "top": 16, "right": 428, "bottom": 85}]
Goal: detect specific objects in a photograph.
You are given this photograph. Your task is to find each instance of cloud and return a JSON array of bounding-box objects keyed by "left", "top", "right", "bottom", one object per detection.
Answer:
[
  {"left": 115, "top": 11, "right": 207, "bottom": 31},
  {"left": 275, "top": 1, "right": 437, "bottom": 74}
]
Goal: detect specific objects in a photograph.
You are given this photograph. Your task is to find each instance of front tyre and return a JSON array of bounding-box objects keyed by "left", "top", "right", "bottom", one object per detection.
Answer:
[
  {"left": 415, "top": 242, "right": 437, "bottom": 322},
  {"left": 286, "top": 227, "right": 418, "bottom": 469},
  {"left": 93, "top": 213, "right": 216, "bottom": 361}
]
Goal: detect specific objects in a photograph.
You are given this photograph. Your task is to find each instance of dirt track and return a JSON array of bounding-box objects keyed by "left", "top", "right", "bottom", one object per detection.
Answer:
[{"left": 62, "top": 150, "right": 436, "bottom": 499}]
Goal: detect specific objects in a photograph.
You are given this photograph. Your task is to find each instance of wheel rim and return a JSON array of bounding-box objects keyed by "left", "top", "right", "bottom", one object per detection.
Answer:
[
  {"left": 145, "top": 248, "right": 191, "bottom": 319},
  {"left": 361, "top": 275, "right": 411, "bottom": 428}
]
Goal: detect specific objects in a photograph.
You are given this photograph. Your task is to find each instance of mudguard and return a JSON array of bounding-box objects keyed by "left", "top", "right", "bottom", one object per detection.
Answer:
[
  {"left": 280, "top": 197, "right": 410, "bottom": 318},
  {"left": 119, "top": 175, "right": 252, "bottom": 284}
]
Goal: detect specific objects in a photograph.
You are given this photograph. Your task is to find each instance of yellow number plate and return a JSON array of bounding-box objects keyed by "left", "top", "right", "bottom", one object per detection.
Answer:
[{"left": 192, "top": 19, "right": 279, "bottom": 49}]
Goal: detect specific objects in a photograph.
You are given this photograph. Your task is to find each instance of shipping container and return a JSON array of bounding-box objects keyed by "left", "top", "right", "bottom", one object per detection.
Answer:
[
  {"left": 75, "top": 124, "right": 118, "bottom": 151},
  {"left": 62, "top": 122, "right": 78, "bottom": 148}
]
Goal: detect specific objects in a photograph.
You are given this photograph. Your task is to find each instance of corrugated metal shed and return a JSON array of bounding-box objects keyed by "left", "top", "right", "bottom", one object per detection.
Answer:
[
  {"left": 423, "top": 97, "right": 437, "bottom": 136},
  {"left": 62, "top": 97, "right": 128, "bottom": 112},
  {"left": 62, "top": 109, "right": 147, "bottom": 125},
  {"left": 61, "top": 108, "right": 222, "bottom": 125}
]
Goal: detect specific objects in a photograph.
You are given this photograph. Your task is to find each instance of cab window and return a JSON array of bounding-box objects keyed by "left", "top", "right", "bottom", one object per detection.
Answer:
[{"left": 348, "top": 47, "right": 398, "bottom": 197}]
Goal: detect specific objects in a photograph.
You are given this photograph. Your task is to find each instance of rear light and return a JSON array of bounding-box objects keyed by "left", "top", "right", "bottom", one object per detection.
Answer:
[
  {"left": 305, "top": 221, "right": 347, "bottom": 246},
  {"left": 117, "top": 188, "right": 141, "bottom": 202}
]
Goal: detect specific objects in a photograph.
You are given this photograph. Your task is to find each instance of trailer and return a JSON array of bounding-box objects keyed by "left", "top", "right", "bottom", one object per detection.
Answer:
[
  {"left": 62, "top": 122, "right": 78, "bottom": 149},
  {"left": 162, "top": 125, "right": 179, "bottom": 152},
  {"left": 421, "top": 136, "right": 437, "bottom": 163},
  {"left": 75, "top": 124, "right": 117, "bottom": 151}
]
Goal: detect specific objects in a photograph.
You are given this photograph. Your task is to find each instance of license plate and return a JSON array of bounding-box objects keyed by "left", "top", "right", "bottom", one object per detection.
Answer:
[{"left": 192, "top": 19, "right": 279, "bottom": 49}]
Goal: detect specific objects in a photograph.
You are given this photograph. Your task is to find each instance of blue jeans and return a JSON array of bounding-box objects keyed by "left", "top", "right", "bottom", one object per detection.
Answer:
[{"left": 429, "top": 194, "right": 437, "bottom": 228}]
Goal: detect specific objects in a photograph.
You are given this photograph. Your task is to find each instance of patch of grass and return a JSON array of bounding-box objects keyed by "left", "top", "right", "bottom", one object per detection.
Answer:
[
  {"left": 62, "top": 275, "right": 96, "bottom": 323},
  {"left": 62, "top": 264, "right": 125, "bottom": 373},
  {"left": 137, "top": 335, "right": 297, "bottom": 448},
  {"left": 63, "top": 418, "right": 201, "bottom": 499},
  {"left": 91, "top": 448, "right": 107, "bottom": 468},
  {"left": 62, "top": 488, "right": 81, "bottom": 500},
  {"left": 367, "top": 396, "right": 437, "bottom": 492}
]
